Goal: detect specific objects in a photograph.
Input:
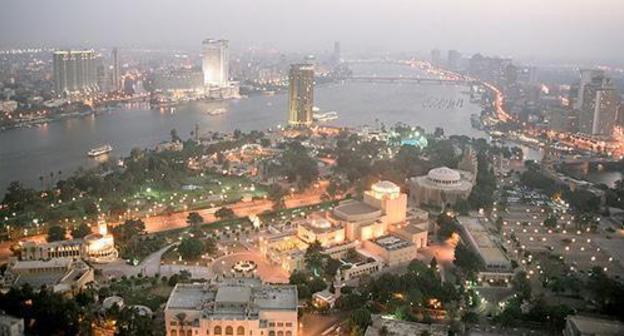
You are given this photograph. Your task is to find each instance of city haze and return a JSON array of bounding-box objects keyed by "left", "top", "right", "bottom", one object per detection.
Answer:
[{"left": 1, "top": 0, "right": 624, "bottom": 62}]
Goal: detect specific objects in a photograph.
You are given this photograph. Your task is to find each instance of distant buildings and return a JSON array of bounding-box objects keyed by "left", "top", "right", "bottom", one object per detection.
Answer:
[
  {"left": 430, "top": 49, "right": 441, "bottom": 66},
  {"left": 53, "top": 50, "right": 100, "bottom": 94},
  {"left": 447, "top": 50, "right": 461, "bottom": 71},
  {"left": 112, "top": 47, "right": 121, "bottom": 91},
  {"left": 574, "top": 69, "right": 620, "bottom": 136},
  {"left": 202, "top": 39, "right": 229, "bottom": 88},
  {"left": 287, "top": 64, "right": 314, "bottom": 127},
  {"left": 409, "top": 167, "right": 474, "bottom": 208},
  {"left": 164, "top": 278, "right": 298, "bottom": 336}
]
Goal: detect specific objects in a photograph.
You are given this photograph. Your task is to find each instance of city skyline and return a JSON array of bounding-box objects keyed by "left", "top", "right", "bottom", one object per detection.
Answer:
[{"left": 1, "top": 0, "right": 624, "bottom": 63}]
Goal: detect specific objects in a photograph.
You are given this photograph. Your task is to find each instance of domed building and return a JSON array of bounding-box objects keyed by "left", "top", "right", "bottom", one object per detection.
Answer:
[
  {"left": 81, "top": 219, "right": 118, "bottom": 263},
  {"left": 409, "top": 167, "right": 474, "bottom": 208}
]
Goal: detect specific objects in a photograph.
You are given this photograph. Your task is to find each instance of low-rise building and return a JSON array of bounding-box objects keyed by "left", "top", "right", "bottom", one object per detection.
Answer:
[
  {"left": 363, "top": 235, "right": 417, "bottom": 267},
  {"left": 0, "top": 258, "right": 94, "bottom": 296},
  {"left": 563, "top": 315, "right": 624, "bottom": 336},
  {"left": 164, "top": 278, "right": 298, "bottom": 336},
  {"left": 409, "top": 167, "right": 474, "bottom": 208},
  {"left": 457, "top": 217, "right": 513, "bottom": 279}
]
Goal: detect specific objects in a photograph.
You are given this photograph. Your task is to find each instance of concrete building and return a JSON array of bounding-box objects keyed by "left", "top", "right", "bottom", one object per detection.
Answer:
[
  {"left": 409, "top": 167, "right": 474, "bottom": 208},
  {"left": 457, "top": 217, "right": 512, "bottom": 275},
  {"left": 202, "top": 39, "right": 229, "bottom": 88},
  {"left": 53, "top": 50, "right": 100, "bottom": 94},
  {"left": 287, "top": 64, "right": 314, "bottom": 127},
  {"left": 0, "top": 258, "right": 94, "bottom": 296},
  {"left": 164, "top": 278, "right": 298, "bottom": 336},
  {"left": 17, "top": 219, "right": 118, "bottom": 264},
  {"left": 447, "top": 50, "right": 461, "bottom": 71},
  {"left": 363, "top": 235, "right": 417, "bottom": 267},
  {"left": 111, "top": 47, "right": 121, "bottom": 91},
  {"left": 563, "top": 315, "right": 624, "bottom": 336},
  {"left": 576, "top": 70, "right": 620, "bottom": 136},
  {"left": 0, "top": 312, "right": 24, "bottom": 336}
]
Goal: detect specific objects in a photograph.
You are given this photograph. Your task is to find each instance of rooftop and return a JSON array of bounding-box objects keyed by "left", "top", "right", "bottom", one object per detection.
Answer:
[
  {"left": 371, "top": 235, "right": 413, "bottom": 251},
  {"left": 333, "top": 200, "right": 382, "bottom": 221},
  {"left": 567, "top": 315, "right": 624, "bottom": 335}
]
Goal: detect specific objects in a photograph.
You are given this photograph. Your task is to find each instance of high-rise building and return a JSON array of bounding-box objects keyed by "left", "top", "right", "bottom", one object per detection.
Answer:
[
  {"left": 447, "top": 50, "right": 461, "bottom": 70},
  {"left": 576, "top": 70, "right": 620, "bottom": 136},
  {"left": 430, "top": 49, "right": 441, "bottom": 66},
  {"left": 53, "top": 50, "right": 99, "bottom": 94},
  {"left": 202, "top": 39, "right": 229, "bottom": 87},
  {"left": 333, "top": 41, "right": 342, "bottom": 64},
  {"left": 287, "top": 64, "right": 314, "bottom": 127},
  {"left": 112, "top": 47, "right": 120, "bottom": 91}
]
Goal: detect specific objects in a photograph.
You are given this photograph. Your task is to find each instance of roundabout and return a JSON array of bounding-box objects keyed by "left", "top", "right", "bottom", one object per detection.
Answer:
[{"left": 232, "top": 260, "right": 257, "bottom": 273}]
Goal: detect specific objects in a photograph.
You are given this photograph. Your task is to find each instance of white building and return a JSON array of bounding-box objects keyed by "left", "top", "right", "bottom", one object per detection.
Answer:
[
  {"left": 409, "top": 167, "right": 474, "bottom": 208},
  {"left": 164, "top": 278, "right": 298, "bottom": 336},
  {"left": 202, "top": 39, "right": 229, "bottom": 88},
  {"left": 0, "top": 258, "right": 94, "bottom": 296},
  {"left": 563, "top": 315, "right": 624, "bottom": 336}
]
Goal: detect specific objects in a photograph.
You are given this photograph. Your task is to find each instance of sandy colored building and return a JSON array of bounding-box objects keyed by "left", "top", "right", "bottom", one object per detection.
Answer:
[
  {"left": 409, "top": 167, "right": 474, "bottom": 208},
  {"left": 164, "top": 278, "right": 298, "bottom": 336}
]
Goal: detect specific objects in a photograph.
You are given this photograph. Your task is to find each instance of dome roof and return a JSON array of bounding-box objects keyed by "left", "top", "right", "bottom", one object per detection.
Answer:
[
  {"left": 371, "top": 180, "right": 400, "bottom": 194},
  {"left": 310, "top": 218, "right": 331, "bottom": 229},
  {"left": 427, "top": 167, "right": 461, "bottom": 183}
]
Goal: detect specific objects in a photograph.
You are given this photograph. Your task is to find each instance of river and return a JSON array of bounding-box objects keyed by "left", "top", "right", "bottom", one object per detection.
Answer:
[{"left": 0, "top": 63, "right": 489, "bottom": 193}]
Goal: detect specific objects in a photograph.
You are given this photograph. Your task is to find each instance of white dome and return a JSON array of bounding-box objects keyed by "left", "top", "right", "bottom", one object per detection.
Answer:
[
  {"left": 310, "top": 218, "right": 331, "bottom": 229},
  {"left": 427, "top": 167, "right": 461, "bottom": 184},
  {"left": 371, "top": 181, "right": 400, "bottom": 195}
]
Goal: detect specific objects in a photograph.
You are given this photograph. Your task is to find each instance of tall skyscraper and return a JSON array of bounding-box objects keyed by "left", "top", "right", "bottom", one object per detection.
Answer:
[
  {"left": 430, "top": 49, "right": 441, "bottom": 66},
  {"left": 576, "top": 70, "right": 620, "bottom": 136},
  {"left": 333, "top": 41, "right": 342, "bottom": 64},
  {"left": 202, "top": 39, "right": 229, "bottom": 87},
  {"left": 53, "top": 50, "right": 99, "bottom": 94},
  {"left": 112, "top": 47, "right": 120, "bottom": 91},
  {"left": 447, "top": 50, "right": 461, "bottom": 70},
  {"left": 288, "top": 64, "right": 314, "bottom": 127}
]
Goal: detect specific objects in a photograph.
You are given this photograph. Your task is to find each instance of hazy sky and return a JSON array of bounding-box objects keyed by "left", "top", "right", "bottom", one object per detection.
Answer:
[{"left": 1, "top": 0, "right": 623, "bottom": 61}]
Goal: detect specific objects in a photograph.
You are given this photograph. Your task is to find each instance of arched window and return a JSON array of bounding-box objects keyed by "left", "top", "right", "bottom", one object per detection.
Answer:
[
  {"left": 214, "top": 326, "right": 222, "bottom": 335},
  {"left": 171, "top": 330, "right": 177, "bottom": 336},
  {"left": 225, "top": 326, "right": 234, "bottom": 335},
  {"left": 268, "top": 331, "right": 275, "bottom": 336},
  {"left": 277, "top": 332, "right": 284, "bottom": 336},
  {"left": 206, "top": 329, "right": 210, "bottom": 335},
  {"left": 236, "top": 326, "right": 245, "bottom": 335},
  {"left": 187, "top": 331, "right": 192, "bottom": 336},
  {"left": 285, "top": 332, "right": 292, "bottom": 336}
]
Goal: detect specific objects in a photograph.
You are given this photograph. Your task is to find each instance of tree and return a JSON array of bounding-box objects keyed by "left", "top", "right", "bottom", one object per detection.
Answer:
[
  {"left": 495, "top": 216, "right": 504, "bottom": 232},
  {"left": 112, "top": 219, "right": 145, "bottom": 242},
  {"left": 512, "top": 271, "right": 532, "bottom": 300},
  {"left": 71, "top": 223, "right": 92, "bottom": 239},
  {"left": 47, "top": 225, "right": 66, "bottom": 242},
  {"left": 186, "top": 212, "right": 204, "bottom": 226},
  {"left": 268, "top": 184, "right": 287, "bottom": 210},
  {"left": 215, "top": 207, "right": 235, "bottom": 220},
  {"left": 178, "top": 237, "right": 205, "bottom": 260},
  {"left": 350, "top": 307, "right": 372, "bottom": 330},
  {"left": 544, "top": 214, "right": 557, "bottom": 228},
  {"left": 436, "top": 213, "right": 456, "bottom": 240},
  {"left": 453, "top": 242, "right": 484, "bottom": 277},
  {"left": 204, "top": 238, "right": 218, "bottom": 255},
  {"left": 304, "top": 241, "right": 324, "bottom": 275}
]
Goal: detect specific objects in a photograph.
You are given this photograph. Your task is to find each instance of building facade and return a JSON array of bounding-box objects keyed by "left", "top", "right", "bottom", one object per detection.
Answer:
[
  {"left": 53, "top": 50, "right": 100, "bottom": 94},
  {"left": 164, "top": 278, "right": 298, "bottom": 336},
  {"left": 409, "top": 167, "right": 474, "bottom": 208},
  {"left": 202, "top": 39, "right": 229, "bottom": 88},
  {"left": 287, "top": 64, "right": 314, "bottom": 127}
]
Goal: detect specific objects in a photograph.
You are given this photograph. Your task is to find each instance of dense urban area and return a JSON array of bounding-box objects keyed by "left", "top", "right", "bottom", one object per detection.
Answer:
[{"left": 2, "top": 3, "right": 624, "bottom": 336}]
